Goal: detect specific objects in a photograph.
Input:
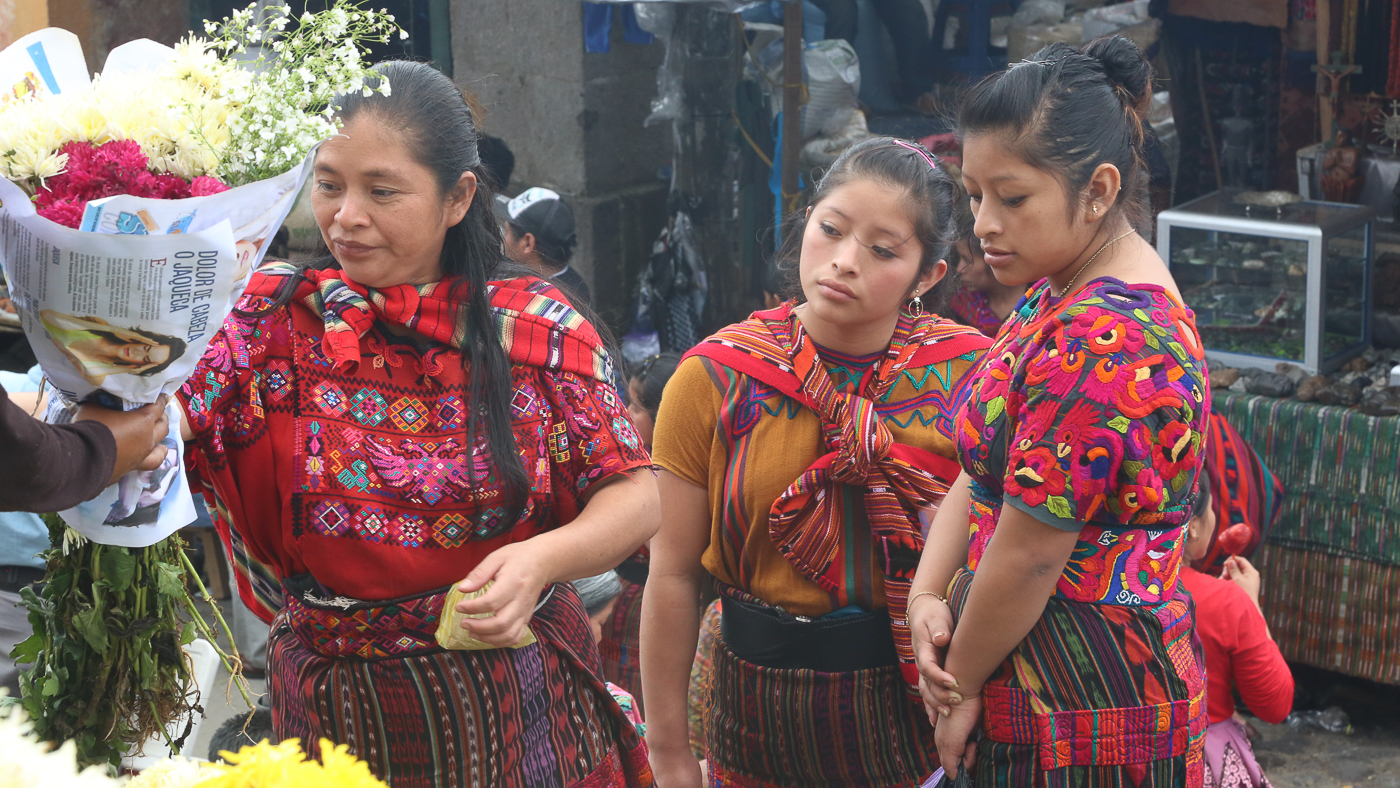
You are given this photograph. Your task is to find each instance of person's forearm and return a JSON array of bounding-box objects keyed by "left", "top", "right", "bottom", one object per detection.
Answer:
[
  {"left": 640, "top": 568, "right": 704, "bottom": 756},
  {"left": 942, "top": 506, "right": 1078, "bottom": 693},
  {"left": 529, "top": 471, "right": 660, "bottom": 583},
  {"left": 910, "top": 472, "right": 973, "bottom": 598},
  {"left": 0, "top": 395, "right": 115, "bottom": 512}
]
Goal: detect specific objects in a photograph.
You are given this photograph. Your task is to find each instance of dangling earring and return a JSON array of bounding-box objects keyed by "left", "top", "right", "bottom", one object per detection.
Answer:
[{"left": 905, "top": 292, "right": 924, "bottom": 319}]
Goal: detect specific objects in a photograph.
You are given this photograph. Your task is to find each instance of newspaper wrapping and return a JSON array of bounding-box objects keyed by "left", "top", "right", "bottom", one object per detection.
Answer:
[{"left": 0, "top": 29, "right": 316, "bottom": 545}]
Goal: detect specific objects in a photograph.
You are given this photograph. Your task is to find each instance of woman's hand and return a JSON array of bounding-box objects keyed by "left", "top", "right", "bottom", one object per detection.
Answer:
[
  {"left": 649, "top": 745, "right": 704, "bottom": 788},
  {"left": 454, "top": 540, "right": 551, "bottom": 647},
  {"left": 1223, "top": 556, "right": 1262, "bottom": 607},
  {"left": 933, "top": 692, "right": 982, "bottom": 781},
  {"left": 912, "top": 595, "right": 960, "bottom": 717}
]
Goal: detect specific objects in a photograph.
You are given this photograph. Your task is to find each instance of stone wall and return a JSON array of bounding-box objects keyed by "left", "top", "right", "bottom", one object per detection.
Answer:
[{"left": 452, "top": 0, "right": 671, "bottom": 328}]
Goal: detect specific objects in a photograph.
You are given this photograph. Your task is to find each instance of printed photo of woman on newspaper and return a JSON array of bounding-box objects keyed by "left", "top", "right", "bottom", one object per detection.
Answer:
[{"left": 38, "top": 310, "right": 187, "bottom": 386}]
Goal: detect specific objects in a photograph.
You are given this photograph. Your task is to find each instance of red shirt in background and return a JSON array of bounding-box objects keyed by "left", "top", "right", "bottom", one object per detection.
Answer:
[{"left": 1180, "top": 566, "right": 1295, "bottom": 724}]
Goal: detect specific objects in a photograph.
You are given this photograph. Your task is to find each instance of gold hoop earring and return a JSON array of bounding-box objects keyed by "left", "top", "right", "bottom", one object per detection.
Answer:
[{"left": 905, "top": 294, "right": 924, "bottom": 319}]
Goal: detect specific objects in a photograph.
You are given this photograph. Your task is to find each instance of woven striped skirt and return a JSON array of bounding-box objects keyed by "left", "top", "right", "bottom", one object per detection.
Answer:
[
  {"left": 703, "top": 634, "right": 939, "bottom": 787},
  {"left": 267, "top": 580, "right": 654, "bottom": 788},
  {"left": 948, "top": 568, "right": 1207, "bottom": 787}
]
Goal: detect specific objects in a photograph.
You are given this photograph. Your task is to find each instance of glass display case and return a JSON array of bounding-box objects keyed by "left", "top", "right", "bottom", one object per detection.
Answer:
[{"left": 1156, "top": 189, "right": 1373, "bottom": 375}]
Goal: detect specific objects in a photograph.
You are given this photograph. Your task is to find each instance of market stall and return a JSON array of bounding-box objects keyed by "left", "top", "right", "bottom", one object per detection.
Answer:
[{"left": 1213, "top": 391, "right": 1400, "bottom": 686}]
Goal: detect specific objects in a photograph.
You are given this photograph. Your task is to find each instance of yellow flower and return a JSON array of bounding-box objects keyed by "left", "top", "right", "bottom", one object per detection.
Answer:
[{"left": 193, "top": 738, "right": 389, "bottom": 788}]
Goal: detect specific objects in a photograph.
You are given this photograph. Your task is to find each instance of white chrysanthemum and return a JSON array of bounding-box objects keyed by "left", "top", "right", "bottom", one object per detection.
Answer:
[
  {"left": 7, "top": 146, "right": 66, "bottom": 184},
  {"left": 0, "top": 695, "right": 119, "bottom": 788},
  {"left": 122, "top": 756, "right": 213, "bottom": 788}
]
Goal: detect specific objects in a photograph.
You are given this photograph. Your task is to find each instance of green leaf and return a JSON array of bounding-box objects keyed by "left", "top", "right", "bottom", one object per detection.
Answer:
[
  {"left": 10, "top": 633, "right": 43, "bottom": 665},
  {"left": 1123, "top": 460, "right": 1145, "bottom": 477},
  {"left": 1108, "top": 415, "right": 1131, "bottom": 433},
  {"left": 1046, "top": 495, "right": 1074, "bottom": 520},
  {"left": 179, "top": 621, "right": 197, "bottom": 647},
  {"left": 71, "top": 607, "right": 109, "bottom": 656},
  {"left": 46, "top": 569, "right": 72, "bottom": 597},
  {"left": 985, "top": 396, "right": 1006, "bottom": 424},
  {"left": 154, "top": 563, "right": 186, "bottom": 599},
  {"left": 100, "top": 549, "right": 137, "bottom": 594},
  {"left": 42, "top": 676, "right": 60, "bottom": 697},
  {"left": 1142, "top": 331, "right": 1160, "bottom": 350},
  {"left": 1134, "top": 308, "right": 1150, "bottom": 323}
]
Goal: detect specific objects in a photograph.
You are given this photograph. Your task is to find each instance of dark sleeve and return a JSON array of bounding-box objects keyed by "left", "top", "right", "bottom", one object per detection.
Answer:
[{"left": 0, "top": 382, "right": 117, "bottom": 512}]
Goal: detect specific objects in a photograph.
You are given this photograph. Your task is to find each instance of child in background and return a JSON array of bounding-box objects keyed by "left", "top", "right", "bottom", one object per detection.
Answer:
[
  {"left": 1178, "top": 474, "right": 1294, "bottom": 788},
  {"left": 599, "top": 352, "right": 684, "bottom": 711},
  {"left": 576, "top": 571, "right": 645, "bottom": 736}
]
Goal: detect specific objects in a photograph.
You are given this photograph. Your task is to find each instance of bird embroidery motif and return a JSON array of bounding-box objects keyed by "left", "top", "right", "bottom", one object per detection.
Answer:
[{"left": 361, "top": 435, "right": 481, "bottom": 505}]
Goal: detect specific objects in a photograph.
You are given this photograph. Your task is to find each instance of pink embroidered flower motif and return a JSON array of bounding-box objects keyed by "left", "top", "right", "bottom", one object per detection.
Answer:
[
  {"left": 1006, "top": 444, "right": 1067, "bottom": 508},
  {"left": 1150, "top": 420, "right": 1198, "bottom": 485},
  {"left": 1067, "top": 308, "right": 1145, "bottom": 356},
  {"left": 1115, "top": 466, "right": 1167, "bottom": 521}
]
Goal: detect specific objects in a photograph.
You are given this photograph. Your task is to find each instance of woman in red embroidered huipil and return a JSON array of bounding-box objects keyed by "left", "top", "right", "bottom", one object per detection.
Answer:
[
  {"left": 909, "top": 39, "right": 1208, "bottom": 786},
  {"left": 178, "top": 62, "right": 657, "bottom": 787}
]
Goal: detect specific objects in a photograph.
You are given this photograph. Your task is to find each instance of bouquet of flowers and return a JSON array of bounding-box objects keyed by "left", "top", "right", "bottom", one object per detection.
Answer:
[{"left": 0, "top": 1, "right": 403, "bottom": 770}]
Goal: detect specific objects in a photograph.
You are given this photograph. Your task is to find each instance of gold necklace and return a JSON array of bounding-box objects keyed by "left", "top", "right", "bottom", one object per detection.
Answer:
[{"left": 1054, "top": 228, "right": 1137, "bottom": 298}]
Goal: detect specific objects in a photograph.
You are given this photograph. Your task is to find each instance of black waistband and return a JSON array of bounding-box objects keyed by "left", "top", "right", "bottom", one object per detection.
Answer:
[
  {"left": 720, "top": 594, "right": 898, "bottom": 672},
  {"left": 0, "top": 565, "right": 45, "bottom": 594}
]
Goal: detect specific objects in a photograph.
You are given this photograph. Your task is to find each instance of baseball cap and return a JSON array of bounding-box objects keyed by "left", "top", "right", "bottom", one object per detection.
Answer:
[{"left": 494, "top": 187, "right": 576, "bottom": 255}]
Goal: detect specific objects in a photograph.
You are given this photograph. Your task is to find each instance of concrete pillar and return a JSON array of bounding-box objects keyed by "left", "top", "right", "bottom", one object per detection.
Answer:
[
  {"left": 33, "top": 0, "right": 189, "bottom": 73},
  {"left": 452, "top": 0, "right": 671, "bottom": 328}
]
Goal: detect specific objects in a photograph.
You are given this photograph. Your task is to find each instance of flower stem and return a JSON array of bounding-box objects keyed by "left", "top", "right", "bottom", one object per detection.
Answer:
[{"left": 177, "top": 548, "right": 252, "bottom": 709}]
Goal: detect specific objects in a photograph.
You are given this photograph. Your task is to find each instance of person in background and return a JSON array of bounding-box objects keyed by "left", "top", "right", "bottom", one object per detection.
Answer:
[
  {"left": 1179, "top": 475, "right": 1293, "bottom": 788},
  {"left": 477, "top": 135, "right": 516, "bottom": 192},
  {"left": 596, "top": 352, "right": 683, "bottom": 713},
  {"left": 808, "top": 0, "right": 939, "bottom": 111},
  {"left": 0, "top": 365, "right": 170, "bottom": 694},
  {"left": 945, "top": 190, "right": 1024, "bottom": 337},
  {"left": 577, "top": 570, "right": 647, "bottom": 737},
  {"left": 496, "top": 187, "right": 590, "bottom": 307},
  {"left": 643, "top": 137, "right": 990, "bottom": 788},
  {"left": 911, "top": 37, "right": 1209, "bottom": 783}
]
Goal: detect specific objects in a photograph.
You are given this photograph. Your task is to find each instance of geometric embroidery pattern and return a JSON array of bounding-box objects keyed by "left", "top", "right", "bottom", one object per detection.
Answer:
[
  {"left": 354, "top": 505, "right": 390, "bottom": 544},
  {"left": 312, "top": 499, "right": 352, "bottom": 536},
  {"left": 283, "top": 587, "right": 444, "bottom": 659},
  {"left": 312, "top": 380, "right": 348, "bottom": 416},
  {"left": 350, "top": 387, "right": 389, "bottom": 426},
  {"left": 389, "top": 396, "right": 429, "bottom": 434},
  {"left": 433, "top": 513, "right": 471, "bottom": 548},
  {"left": 392, "top": 512, "right": 427, "bottom": 548},
  {"left": 435, "top": 395, "right": 464, "bottom": 430}
]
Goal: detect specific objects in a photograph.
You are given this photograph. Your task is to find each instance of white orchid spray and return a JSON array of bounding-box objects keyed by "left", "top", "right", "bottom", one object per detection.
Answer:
[{"left": 202, "top": 1, "right": 400, "bottom": 183}]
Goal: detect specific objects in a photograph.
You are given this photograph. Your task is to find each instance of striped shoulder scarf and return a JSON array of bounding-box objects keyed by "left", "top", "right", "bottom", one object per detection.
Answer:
[
  {"left": 246, "top": 262, "right": 613, "bottom": 382},
  {"left": 685, "top": 300, "right": 989, "bottom": 691}
]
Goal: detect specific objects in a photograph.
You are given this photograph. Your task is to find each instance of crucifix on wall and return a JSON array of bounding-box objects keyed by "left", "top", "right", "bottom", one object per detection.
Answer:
[{"left": 1313, "top": 52, "right": 1363, "bottom": 143}]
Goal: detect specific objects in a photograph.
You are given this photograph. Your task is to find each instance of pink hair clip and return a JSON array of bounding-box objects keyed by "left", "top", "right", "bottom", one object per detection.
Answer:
[{"left": 892, "top": 139, "right": 940, "bottom": 171}]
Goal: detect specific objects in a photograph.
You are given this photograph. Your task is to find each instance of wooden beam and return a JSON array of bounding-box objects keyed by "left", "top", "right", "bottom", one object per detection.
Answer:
[{"left": 780, "top": 1, "right": 803, "bottom": 214}]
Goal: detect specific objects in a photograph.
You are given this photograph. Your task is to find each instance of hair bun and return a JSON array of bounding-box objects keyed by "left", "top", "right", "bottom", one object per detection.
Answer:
[{"left": 1082, "top": 35, "right": 1152, "bottom": 114}]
